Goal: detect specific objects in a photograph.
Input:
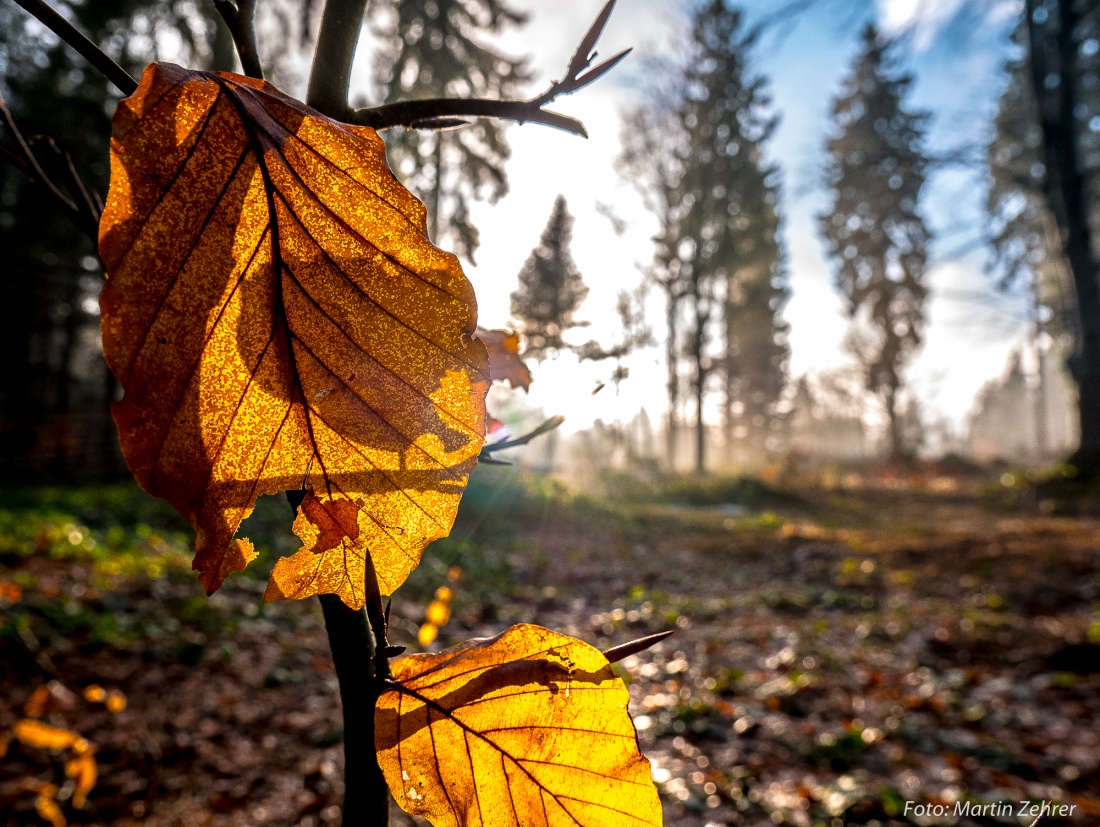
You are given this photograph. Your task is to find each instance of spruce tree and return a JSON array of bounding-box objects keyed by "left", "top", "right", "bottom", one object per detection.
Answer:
[
  {"left": 510, "top": 196, "right": 589, "bottom": 361},
  {"left": 620, "top": 1, "right": 789, "bottom": 474},
  {"left": 372, "top": 0, "right": 529, "bottom": 262},
  {"left": 640, "top": 0, "right": 787, "bottom": 474},
  {"left": 819, "top": 24, "right": 931, "bottom": 459}
]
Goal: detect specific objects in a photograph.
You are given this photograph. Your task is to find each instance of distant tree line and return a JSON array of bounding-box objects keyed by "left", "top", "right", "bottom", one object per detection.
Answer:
[{"left": 3, "top": 0, "right": 1098, "bottom": 479}]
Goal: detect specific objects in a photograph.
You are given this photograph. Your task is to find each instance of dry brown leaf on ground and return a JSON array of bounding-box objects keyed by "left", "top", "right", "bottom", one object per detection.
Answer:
[
  {"left": 376, "top": 624, "right": 662, "bottom": 826},
  {"left": 98, "top": 63, "right": 490, "bottom": 606}
]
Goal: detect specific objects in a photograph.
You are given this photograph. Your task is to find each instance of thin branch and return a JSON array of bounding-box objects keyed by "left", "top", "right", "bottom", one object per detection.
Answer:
[
  {"left": 351, "top": 0, "right": 630, "bottom": 136},
  {"left": 603, "top": 631, "right": 673, "bottom": 664},
  {"left": 306, "top": 0, "right": 368, "bottom": 118},
  {"left": 319, "top": 595, "right": 391, "bottom": 827},
  {"left": 352, "top": 98, "right": 589, "bottom": 137},
  {"left": 479, "top": 415, "right": 565, "bottom": 461},
  {"left": 362, "top": 547, "right": 392, "bottom": 682},
  {"left": 0, "top": 92, "right": 99, "bottom": 239},
  {"left": 11, "top": 0, "right": 137, "bottom": 96},
  {"left": 212, "top": 0, "right": 264, "bottom": 80}
]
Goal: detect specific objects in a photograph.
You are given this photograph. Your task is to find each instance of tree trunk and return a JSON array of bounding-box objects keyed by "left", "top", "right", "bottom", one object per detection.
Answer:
[
  {"left": 885, "top": 385, "right": 902, "bottom": 459},
  {"left": 319, "top": 595, "right": 391, "bottom": 827},
  {"left": 694, "top": 357, "right": 706, "bottom": 475},
  {"left": 1025, "top": 0, "right": 1100, "bottom": 474},
  {"left": 665, "top": 295, "right": 679, "bottom": 472}
]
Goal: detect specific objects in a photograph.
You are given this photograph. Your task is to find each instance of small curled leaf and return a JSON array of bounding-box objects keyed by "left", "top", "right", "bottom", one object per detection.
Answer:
[{"left": 476, "top": 328, "right": 531, "bottom": 391}]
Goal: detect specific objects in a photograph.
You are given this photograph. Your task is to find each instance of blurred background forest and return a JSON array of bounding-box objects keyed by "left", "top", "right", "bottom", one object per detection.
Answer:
[
  {"left": 2, "top": 0, "right": 1100, "bottom": 826},
  {"left": 2, "top": 0, "right": 1100, "bottom": 481}
]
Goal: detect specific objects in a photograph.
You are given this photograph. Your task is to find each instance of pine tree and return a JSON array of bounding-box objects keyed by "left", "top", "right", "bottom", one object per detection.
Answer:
[
  {"left": 819, "top": 24, "right": 931, "bottom": 459},
  {"left": 510, "top": 196, "right": 589, "bottom": 361},
  {"left": 626, "top": 0, "right": 787, "bottom": 474},
  {"left": 372, "top": 0, "right": 529, "bottom": 262},
  {"left": 681, "top": 1, "right": 789, "bottom": 474}
]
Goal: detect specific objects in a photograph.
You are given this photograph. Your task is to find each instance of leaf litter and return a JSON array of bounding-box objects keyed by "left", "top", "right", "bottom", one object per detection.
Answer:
[{"left": 1, "top": 471, "right": 1099, "bottom": 825}]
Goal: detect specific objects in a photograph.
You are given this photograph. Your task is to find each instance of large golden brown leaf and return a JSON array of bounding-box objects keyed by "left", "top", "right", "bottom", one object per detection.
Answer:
[
  {"left": 375, "top": 624, "right": 662, "bottom": 826},
  {"left": 98, "top": 63, "right": 489, "bottom": 606}
]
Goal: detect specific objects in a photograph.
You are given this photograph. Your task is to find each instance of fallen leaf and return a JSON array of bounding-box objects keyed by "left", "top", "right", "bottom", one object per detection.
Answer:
[
  {"left": 98, "top": 63, "right": 489, "bottom": 606},
  {"left": 418, "top": 623, "right": 439, "bottom": 647},
  {"left": 34, "top": 784, "right": 65, "bottom": 827},
  {"left": 23, "top": 682, "right": 76, "bottom": 718},
  {"left": 105, "top": 690, "right": 127, "bottom": 713},
  {"left": 476, "top": 328, "right": 531, "bottom": 391},
  {"left": 12, "top": 720, "right": 82, "bottom": 751},
  {"left": 65, "top": 753, "right": 98, "bottom": 808},
  {"left": 376, "top": 624, "right": 662, "bottom": 826},
  {"left": 0, "top": 578, "right": 22, "bottom": 604},
  {"left": 426, "top": 599, "right": 451, "bottom": 626}
]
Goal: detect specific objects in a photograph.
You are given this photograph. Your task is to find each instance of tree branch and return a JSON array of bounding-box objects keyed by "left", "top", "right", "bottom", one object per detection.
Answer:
[
  {"left": 212, "top": 0, "right": 264, "bottom": 80},
  {"left": 351, "top": 98, "right": 589, "bottom": 137},
  {"left": 306, "top": 0, "right": 369, "bottom": 118},
  {"left": 10, "top": 0, "right": 137, "bottom": 96},
  {"left": 319, "top": 595, "right": 391, "bottom": 827},
  {"left": 352, "top": 0, "right": 630, "bottom": 136},
  {"left": 286, "top": 490, "right": 390, "bottom": 826},
  {"left": 0, "top": 92, "right": 100, "bottom": 240}
]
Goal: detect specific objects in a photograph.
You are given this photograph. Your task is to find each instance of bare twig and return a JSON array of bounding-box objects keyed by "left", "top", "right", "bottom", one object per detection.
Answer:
[
  {"left": 603, "top": 631, "right": 674, "bottom": 664},
  {"left": 306, "top": 0, "right": 368, "bottom": 118},
  {"left": 10, "top": 0, "right": 137, "bottom": 96},
  {"left": 479, "top": 415, "right": 565, "bottom": 461},
  {"left": 212, "top": 0, "right": 264, "bottom": 80},
  {"left": 0, "top": 92, "right": 100, "bottom": 239},
  {"left": 362, "top": 550, "right": 392, "bottom": 682},
  {"left": 351, "top": 0, "right": 630, "bottom": 136},
  {"left": 353, "top": 98, "right": 590, "bottom": 136}
]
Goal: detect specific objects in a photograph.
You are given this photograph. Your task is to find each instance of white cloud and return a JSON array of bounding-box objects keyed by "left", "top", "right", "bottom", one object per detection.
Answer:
[{"left": 876, "top": 0, "right": 1021, "bottom": 50}]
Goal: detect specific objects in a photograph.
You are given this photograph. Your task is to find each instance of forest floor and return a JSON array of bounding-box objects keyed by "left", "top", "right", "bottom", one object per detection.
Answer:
[{"left": 1, "top": 465, "right": 1099, "bottom": 827}]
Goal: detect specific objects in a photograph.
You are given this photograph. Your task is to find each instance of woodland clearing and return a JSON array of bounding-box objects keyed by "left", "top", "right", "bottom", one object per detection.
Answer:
[{"left": 1, "top": 467, "right": 1098, "bottom": 826}]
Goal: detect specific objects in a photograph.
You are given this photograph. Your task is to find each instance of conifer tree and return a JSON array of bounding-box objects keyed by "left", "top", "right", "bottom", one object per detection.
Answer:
[
  {"left": 820, "top": 24, "right": 931, "bottom": 459},
  {"left": 372, "top": 0, "right": 529, "bottom": 262},
  {"left": 623, "top": 0, "right": 786, "bottom": 474},
  {"left": 1016, "top": 0, "right": 1100, "bottom": 473},
  {"left": 510, "top": 195, "right": 589, "bottom": 361}
]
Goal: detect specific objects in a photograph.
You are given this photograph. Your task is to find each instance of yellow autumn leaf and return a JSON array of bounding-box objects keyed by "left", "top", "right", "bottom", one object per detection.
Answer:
[
  {"left": 376, "top": 624, "right": 662, "bottom": 826},
  {"left": 426, "top": 598, "right": 451, "bottom": 626},
  {"left": 65, "top": 752, "right": 98, "bottom": 808},
  {"left": 418, "top": 623, "right": 439, "bottom": 647},
  {"left": 12, "top": 720, "right": 81, "bottom": 751},
  {"left": 34, "top": 784, "right": 65, "bottom": 827},
  {"left": 98, "top": 63, "right": 490, "bottom": 608}
]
